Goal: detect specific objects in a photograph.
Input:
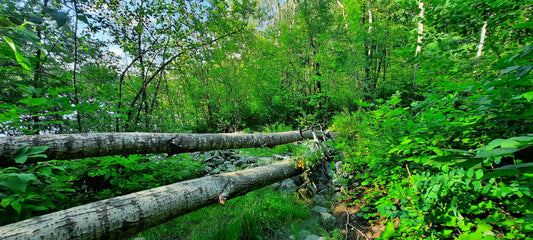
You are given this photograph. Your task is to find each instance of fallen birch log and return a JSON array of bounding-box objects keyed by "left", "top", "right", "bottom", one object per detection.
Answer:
[
  {"left": 0, "top": 159, "right": 302, "bottom": 240},
  {"left": 0, "top": 131, "right": 324, "bottom": 166}
]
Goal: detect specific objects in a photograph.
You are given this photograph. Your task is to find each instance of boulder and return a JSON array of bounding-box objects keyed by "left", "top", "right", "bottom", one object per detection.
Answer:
[
  {"left": 304, "top": 235, "right": 326, "bottom": 240},
  {"left": 279, "top": 178, "right": 298, "bottom": 192},
  {"left": 312, "top": 194, "right": 329, "bottom": 207},
  {"left": 311, "top": 206, "right": 329, "bottom": 213},
  {"left": 319, "top": 212, "right": 336, "bottom": 229}
]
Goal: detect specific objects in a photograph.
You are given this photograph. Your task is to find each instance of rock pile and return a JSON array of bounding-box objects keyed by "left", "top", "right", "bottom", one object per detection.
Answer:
[{"left": 187, "top": 150, "right": 291, "bottom": 175}]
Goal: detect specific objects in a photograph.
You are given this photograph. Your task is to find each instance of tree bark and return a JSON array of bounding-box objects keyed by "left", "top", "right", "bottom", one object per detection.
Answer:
[
  {"left": 0, "top": 160, "right": 303, "bottom": 240},
  {"left": 476, "top": 20, "right": 488, "bottom": 58},
  {"left": 413, "top": 0, "right": 425, "bottom": 92},
  {"left": 0, "top": 131, "right": 325, "bottom": 166}
]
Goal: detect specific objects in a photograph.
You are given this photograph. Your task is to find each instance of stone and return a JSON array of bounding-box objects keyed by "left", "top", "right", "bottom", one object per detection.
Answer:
[
  {"left": 304, "top": 235, "right": 326, "bottom": 240},
  {"left": 312, "top": 194, "right": 329, "bottom": 207},
  {"left": 320, "top": 212, "right": 336, "bottom": 229},
  {"left": 279, "top": 178, "right": 298, "bottom": 192},
  {"left": 297, "top": 230, "right": 312, "bottom": 240},
  {"left": 291, "top": 175, "right": 304, "bottom": 186},
  {"left": 211, "top": 157, "right": 225, "bottom": 165},
  {"left": 225, "top": 164, "right": 237, "bottom": 172},
  {"left": 311, "top": 206, "right": 329, "bottom": 213},
  {"left": 234, "top": 159, "right": 246, "bottom": 167}
]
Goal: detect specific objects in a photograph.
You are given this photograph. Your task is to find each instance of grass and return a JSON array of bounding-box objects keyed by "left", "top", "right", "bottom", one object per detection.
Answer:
[{"left": 131, "top": 186, "right": 315, "bottom": 240}]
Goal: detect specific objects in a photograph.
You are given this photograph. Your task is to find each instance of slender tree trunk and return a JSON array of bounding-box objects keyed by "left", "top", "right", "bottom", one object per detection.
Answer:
[
  {"left": 0, "top": 160, "right": 303, "bottom": 240},
  {"left": 336, "top": 0, "right": 349, "bottom": 29},
  {"left": 72, "top": 0, "right": 82, "bottom": 133},
  {"left": 413, "top": 0, "right": 425, "bottom": 92},
  {"left": 0, "top": 131, "right": 328, "bottom": 166},
  {"left": 477, "top": 20, "right": 488, "bottom": 58}
]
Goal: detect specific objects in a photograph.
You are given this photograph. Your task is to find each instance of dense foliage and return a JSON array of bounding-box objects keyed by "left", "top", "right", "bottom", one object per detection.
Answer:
[{"left": 1, "top": 0, "right": 532, "bottom": 239}]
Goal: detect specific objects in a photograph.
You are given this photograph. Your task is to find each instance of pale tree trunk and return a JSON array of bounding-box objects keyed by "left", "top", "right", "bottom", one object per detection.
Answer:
[
  {"left": 413, "top": 0, "right": 425, "bottom": 92},
  {"left": 367, "top": 9, "right": 373, "bottom": 56},
  {"left": 336, "top": 0, "right": 349, "bottom": 29},
  {"left": 0, "top": 131, "right": 324, "bottom": 166},
  {"left": 477, "top": 20, "right": 488, "bottom": 58},
  {"left": 0, "top": 160, "right": 303, "bottom": 240}
]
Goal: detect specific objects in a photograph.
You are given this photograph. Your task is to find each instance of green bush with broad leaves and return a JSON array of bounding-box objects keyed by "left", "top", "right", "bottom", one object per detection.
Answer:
[
  {"left": 0, "top": 153, "right": 205, "bottom": 226},
  {"left": 332, "top": 44, "right": 533, "bottom": 239}
]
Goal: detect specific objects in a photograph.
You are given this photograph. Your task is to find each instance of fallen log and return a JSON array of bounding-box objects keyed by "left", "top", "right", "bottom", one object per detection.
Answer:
[
  {"left": 0, "top": 159, "right": 302, "bottom": 240},
  {"left": 0, "top": 131, "right": 323, "bottom": 166}
]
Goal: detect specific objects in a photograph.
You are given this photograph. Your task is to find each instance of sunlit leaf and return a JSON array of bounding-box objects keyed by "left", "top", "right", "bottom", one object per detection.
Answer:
[
  {"left": 475, "top": 148, "right": 518, "bottom": 158},
  {"left": 2, "top": 36, "right": 31, "bottom": 70}
]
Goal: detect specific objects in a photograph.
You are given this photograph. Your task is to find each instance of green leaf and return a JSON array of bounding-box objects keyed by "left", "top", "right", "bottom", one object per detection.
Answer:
[
  {"left": 0, "top": 177, "right": 27, "bottom": 193},
  {"left": 0, "top": 16, "right": 16, "bottom": 28},
  {"left": 494, "top": 163, "right": 533, "bottom": 171},
  {"left": 2, "top": 36, "right": 31, "bottom": 70},
  {"left": 517, "top": 65, "right": 533, "bottom": 78},
  {"left": 500, "top": 66, "right": 519, "bottom": 76},
  {"left": 16, "top": 173, "right": 37, "bottom": 182},
  {"left": 514, "top": 21, "right": 533, "bottom": 29},
  {"left": 51, "top": 11, "right": 69, "bottom": 27},
  {"left": 500, "top": 139, "right": 520, "bottom": 148},
  {"left": 27, "top": 146, "right": 49, "bottom": 156},
  {"left": 475, "top": 169, "right": 484, "bottom": 180},
  {"left": 482, "top": 139, "right": 505, "bottom": 151},
  {"left": 481, "top": 170, "right": 520, "bottom": 180},
  {"left": 15, "top": 155, "right": 28, "bottom": 164},
  {"left": 11, "top": 199, "right": 22, "bottom": 213},
  {"left": 475, "top": 148, "right": 519, "bottom": 158}
]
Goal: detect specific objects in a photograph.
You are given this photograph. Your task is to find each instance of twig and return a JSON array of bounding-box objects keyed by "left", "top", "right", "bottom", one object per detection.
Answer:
[
  {"left": 345, "top": 210, "right": 349, "bottom": 240},
  {"left": 405, "top": 164, "right": 413, "bottom": 187},
  {"left": 345, "top": 210, "right": 370, "bottom": 240},
  {"left": 348, "top": 222, "right": 370, "bottom": 240}
]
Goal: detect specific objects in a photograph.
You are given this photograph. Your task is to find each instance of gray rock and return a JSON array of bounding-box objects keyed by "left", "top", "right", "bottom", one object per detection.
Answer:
[
  {"left": 320, "top": 212, "right": 336, "bottom": 229},
  {"left": 279, "top": 179, "right": 298, "bottom": 192},
  {"left": 270, "top": 182, "right": 281, "bottom": 190},
  {"left": 212, "top": 157, "right": 225, "bottom": 165},
  {"left": 312, "top": 194, "right": 329, "bottom": 207},
  {"left": 296, "top": 230, "right": 312, "bottom": 240},
  {"left": 291, "top": 175, "right": 304, "bottom": 186},
  {"left": 304, "top": 235, "right": 326, "bottom": 240},
  {"left": 311, "top": 206, "right": 329, "bottom": 213},
  {"left": 234, "top": 159, "right": 246, "bottom": 168},
  {"left": 225, "top": 164, "right": 237, "bottom": 172}
]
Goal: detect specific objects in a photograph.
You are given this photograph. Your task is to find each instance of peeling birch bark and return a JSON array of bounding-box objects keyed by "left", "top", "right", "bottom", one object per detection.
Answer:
[
  {"left": 0, "top": 131, "right": 322, "bottom": 166},
  {"left": 0, "top": 160, "right": 302, "bottom": 240}
]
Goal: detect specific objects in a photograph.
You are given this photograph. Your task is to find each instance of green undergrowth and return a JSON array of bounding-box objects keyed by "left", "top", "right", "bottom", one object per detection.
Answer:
[
  {"left": 0, "top": 154, "right": 205, "bottom": 225},
  {"left": 131, "top": 186, "right": 317, "bottom": 240},
  {"left": 331, "top": 46, "right": 533, "bottom": 239}
]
